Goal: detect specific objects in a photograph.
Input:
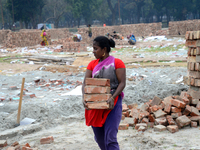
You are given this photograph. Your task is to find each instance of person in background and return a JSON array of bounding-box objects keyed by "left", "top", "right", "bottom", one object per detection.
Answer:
[
  {"left": 73, "top": 34, "right": 82, "bottom": 42},
  {"left": 41, "top": 29, "right": 48, "bottom": 46},
  {"left": 87, "top": 24, "right": 92, "bottom": 38},
  {"left": 82, "top": 36, "right": 126, "bottom": 150},
  {"left": 127, "top": 34, "right": 136, "bottom": 45}
]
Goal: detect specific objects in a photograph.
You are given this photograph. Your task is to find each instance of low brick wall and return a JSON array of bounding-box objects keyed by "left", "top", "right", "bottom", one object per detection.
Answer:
[
  {"left": 169, "top": 20, "right": 200, "bottom": 35},
  {"left": 0, "top": 30, "right": 11, "bottom": 45}
]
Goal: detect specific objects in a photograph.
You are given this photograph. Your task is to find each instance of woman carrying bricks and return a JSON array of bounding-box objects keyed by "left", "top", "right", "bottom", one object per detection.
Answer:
[
  {"left": 40, "top": 29, "right": 48, "bottom": 46},
  {"left": 82, "top": 36, "right": 126, "bottom": 150}
]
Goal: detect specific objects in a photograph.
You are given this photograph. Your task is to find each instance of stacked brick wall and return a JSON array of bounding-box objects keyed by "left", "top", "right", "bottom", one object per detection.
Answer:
[
  {"left": 0, "top": 30, "right": 11, "bottom": 45},
  {"left": 169, "top": 20, "right": 200, "bottom": 35}
]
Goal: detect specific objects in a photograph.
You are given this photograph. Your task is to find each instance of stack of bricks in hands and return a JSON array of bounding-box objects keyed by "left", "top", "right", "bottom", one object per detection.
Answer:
[
  {"left": 185, "top": 31, "right": 200, "bottom": 99},
  {"left": 119, "top": 92, "right": 200, "bottom": 133},
  {"left": 84, "top": 78, "right": 112, "bottom": 109}
]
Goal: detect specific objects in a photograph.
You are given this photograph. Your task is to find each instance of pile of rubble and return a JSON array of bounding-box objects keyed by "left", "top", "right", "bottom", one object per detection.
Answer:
[
  {"left": 120, "top": 91, "right": 200, "bottom": 133},
  {"left": 1, "top": 136, "right": 54, "bottom": 150},
  {"left": 169, "top": 20, "right": 200, "bottom": 35}
]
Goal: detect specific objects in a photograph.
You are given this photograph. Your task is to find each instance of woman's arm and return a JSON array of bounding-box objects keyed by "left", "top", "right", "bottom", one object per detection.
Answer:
[
  {"left": 107, "top": 68, "right": 126, "bottom": 108},
  {"left": 82, "top": 69, "right": 92, "bottom": 108}
]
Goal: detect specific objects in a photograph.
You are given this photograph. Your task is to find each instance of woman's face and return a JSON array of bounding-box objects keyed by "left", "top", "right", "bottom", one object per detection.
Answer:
[{"left": 93, "top": 41, "right": 104, "bottom": 59}]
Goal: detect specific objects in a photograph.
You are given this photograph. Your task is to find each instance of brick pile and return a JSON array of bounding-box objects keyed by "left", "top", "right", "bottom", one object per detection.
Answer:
[
  {"left": 185, "top": 31, "right": 200, "bottom": 99},
  {"left": 84, "top": 78, "right": 112, "bottom": 109},
  {"left": 47, "top": 28, "right": 72, "bottom": 40},
  {"left": 78, "top": 23, "right": 162, "bottom": 44},
  {"left": 0, "top": 30, "right": 11, "bottom": 45},
  {"left": 169, "top": 20, "right": 200, "bottom": 35},
  {"left": 154, "top": 29, "right": 169, "bottom": 36},
  {"left": 119, "top": 91, "right": 200, "bottom": 133},
  {"left": 53, "top": 42, "right": 87, "bottom": 52}
]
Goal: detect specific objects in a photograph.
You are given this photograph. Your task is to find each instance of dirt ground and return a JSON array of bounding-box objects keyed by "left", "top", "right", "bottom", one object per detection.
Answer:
[{"left": 1, "top": 36, "right": 199, "bottom": 150}]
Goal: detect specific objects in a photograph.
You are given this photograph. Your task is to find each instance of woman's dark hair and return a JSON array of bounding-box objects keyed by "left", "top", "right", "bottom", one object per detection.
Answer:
[{"left": 93, "top": 36, "right": 115, "bottom": 53}]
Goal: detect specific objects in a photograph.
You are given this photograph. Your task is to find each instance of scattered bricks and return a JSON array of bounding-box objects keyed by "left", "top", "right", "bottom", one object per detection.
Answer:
[
  {"left": 188, "top": 86, "right": 200, "bottom": 99},
  {"left": 0, "top": 97, "right": 5, "bottom": 101},
  {"left": 176, "top": 115, "right": 191, "bottom": 128},
  {"left": 155, "top": 117, "right": 167, "bottom": 126},
  {"left": 166, "top": 115, "right": 176, "bottom": 125},
  {"left": 147, "top": 122, "right": 154, "bottom": 128},
  {"left": 148, "top": 114, "right": 155, "bottom": 122},
  {"left": 135, "top": 123, "right": 147, "bottom": 130},
  {"left": 6, "top": 147, "right": 15, "bottom": 150},
  {"left": 118, "top": 123, "right": 129, "bottom": 130},
  {"left": 29, "top": 93, "right": 36, "bottom": 98},
  {"left": 86, "top": 102, "right": 110, "bottom": 109},
  {"left": 164, "top": 103, "right": 171, "bottom": 113},
  {"left": 0, "top": 140, "right": 7, "bottom": 147},
  {"left": 122, "top": 111, "right": 130, "bottom": 117},
  {"left": 141, "top": 118, "right": 149, "bottom": 124},
  {"left": 9, "top": 86, "right": 18, "bottom": 90},
  {"left": 196, "top": 101, "right": 200, "bottom": 110},
  {"left": 138, "top": 126, "right": 146, "bottom": 132},
  {"left": 191, "top": 99, "right": 199, "bottom": 105},
  {"left": 85, "top": 78, "right": 110, "bottom": 86},
  {"left": 153, "top": 109, "right": 167, "bottom": 118},
  {"left": 154, "top": 125, "right": 166, "bottom": 132},
  {"left": 122, "top": 117, "right": 135, "bottom": 126},
  {"left": 191, "top": 121, "right": 197, "bottom": 128},
  {"left": 163, "top": 96, "right": 172, "bottom": 104},
  {"left": 11, "top": 141, "right": 19, "bottom": 147},
  {"left": 170, "top": 99, "right": 186, "bottom": 108},
  {"left": 140, "top": 103, "right": 149, "bottom": 112},
  {"left": 189, "top": 116, "right": 200, "bottom": 122},
  {"left": 183, "top": 105, "right": 192, "bottom": 116},
  {"left": 122, "top": 104, "right": 129, "bottom": 112},
  {"left": 167, "top": 125, "right": 179, "bottom": 133},
  {"left": 171, "top": 107, "right": 182, "bottom": 113},
  {"left": 190, "top": 106, "right": 200, "bottom": 116},
  {"left": 181, "top": 97, "right": 190, "bottom": 105},
  {"left": 171, "top": 112, "right": 182, "bottom": 119},
  {"left": 139, "top": 111, "right": 150, "bottom": 120},
  {"left": 127, "top": 103, "right": 138, "bottom": 109},
  {"left": 150, "top": 96, "right": 162, "bottom": 106},
  {"left": 40, "top": 136, "right": 54, "bottom": 144},
  {"left": 149, "top": 105, "right": 162, "bottom": 112},
  {"left": 121, "top": 115, "right": 125, "bottom": 120},
  {"left": 84, "top": 86, "right": 110, "bottom": 94},
  {"left": 84, "top": 94, "right": 112, "bottom": 102}
]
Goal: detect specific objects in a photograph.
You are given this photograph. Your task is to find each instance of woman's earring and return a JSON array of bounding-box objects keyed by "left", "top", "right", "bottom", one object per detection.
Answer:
[{"left": 102, "top": 53, "right": 105, "bottom": 57}]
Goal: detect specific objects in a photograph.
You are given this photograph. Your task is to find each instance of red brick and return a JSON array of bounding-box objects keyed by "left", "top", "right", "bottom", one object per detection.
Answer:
[
  {"left": 166, "top": 115, "right": 176, "bottom": 125},
  {"left": 85, "top": 78, "right": 110, "bottom": 86},
  {"left": 167, "top": 125, "right": 179, "bottom": 133},
  {"left": 176, "top": 115, "right": 191, "bottom": 128},
  {"left": 160, "top": 102, "right": 165, "bottom": 109},
  {"left": 153, "top": 109, "right": 167, "bottom": 118},
  {"left": 40, "top": 136, "right": 54, "bottom": 144},
  {"left": 140, "top": 103, "right": 149, "bottom": 112},
  {"left": 127, "top": 103, "right": 138, "bottom": 109},
  {"left": 195, "top": 79, "right": 200, "bottom": 87},
  {"left": 185, "top": 40, "right": 200, "bottom": 47},
  {"left": 147, "top": 122, "right": 154, "bottom": 128},
  {"left": 0, "top": 140, "right": 7, "bottom": 147},
  {"left": 170, "top": 99, "right": 186, "bottom": 108},
  {"left": 122, "top": 104, "right": 129, "bottom": 112},
  {"left": 129, "top": 108, "right": 139, "bottom": 118},
  {"left": 191, "top": 99, "right": 199, "bottom": 105},
  {"left": 183, "top": 105, "right": 192, "bottom": 116},
  {"left": 118, "top": 123, "right": 129, "bottom": 130},
  {"left": 148, "top": 114, "right": 155, "bottom": 122},
  {"left": 11, "top": 141, "right": 19, "bottom": 147},
  {"left": 155, "top": 117, "right": 167, "bottom": 126},
  {"left": 84, "top": 94, "right": 112, "bottom": 102},
  {"left": 190, "top": 116, "right": 200, "bottom": 122},
  {"left": 150, "top": 96, "right": 162, "bottom": 106},
  {"left": 181, "top": 97, "right": 190, "bottom": 105},
  {"left": 22, "top": 147, "right": 33, "bottom": 150},
  {"left": 135, "top": 123, "right": 147, "bottom": 130},
  {"left": 190, "top": 106, "right": 200, "bottom": 116},
  {"left": 164, "top": 103, "right": 171, "bottom": 113},
  {"left": 171, "top": 112, "right": 182, "bottom": 119},
  {"left": 9, "top": 86, "right": 18, "bottom": 90},
  {"left": 196, "top": 101, "right": 200, "bottom": 110},
  {"left": 86, "top": 102, "right": 110, "bottom": 109},
  {"left": 154, "top": 125, "right": 166, "bottom": 132},
  {"left": 171, "top": 107, "right": 182, "bottom": 113},
  {"left": 191, "top": 121, "right": 197, "bottom": 128},
  {"left": 122, "top": 111, "right": 129, "bottom": 117},
  {"left": 84, "top": 86, "right": 110, "bottom": 94},
  {"left": 6, "top": 147, "right": 15, "bottom": 150},
  {"left": 163, "top": 96, "right": 172, "bottom": 104},
  {"left": 133, "top": 118, "right": 138, "bottom": 125},
  {"left": 141, "top": 118, "right": 149, "bottom": 124},
  {"left": 139, "top": 111, "right": 150, "bottom": 120}
]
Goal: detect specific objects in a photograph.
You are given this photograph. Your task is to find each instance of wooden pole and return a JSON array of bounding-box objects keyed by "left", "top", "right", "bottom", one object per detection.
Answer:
[{"left": 17, "top": 78, "right": 25, "bottom": 125}]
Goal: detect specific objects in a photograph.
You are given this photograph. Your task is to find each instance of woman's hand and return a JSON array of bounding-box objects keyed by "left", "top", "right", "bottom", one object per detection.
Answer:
[
  {"left": 107, "top": 97, "right": 114, "bottom": 109},
  {"left": 82, "top": 100, "right": 90, "bottom": 110}
]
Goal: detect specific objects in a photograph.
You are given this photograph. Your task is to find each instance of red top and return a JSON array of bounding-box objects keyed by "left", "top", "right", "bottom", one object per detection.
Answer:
[{"left": 85, "top": 58, "right": 125, "bottom": 127}]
